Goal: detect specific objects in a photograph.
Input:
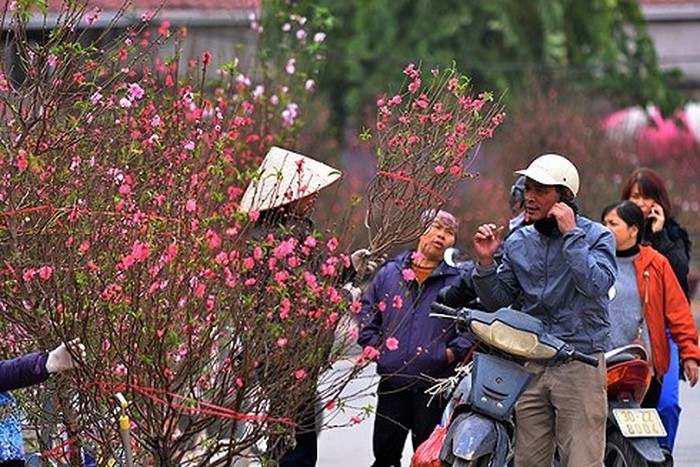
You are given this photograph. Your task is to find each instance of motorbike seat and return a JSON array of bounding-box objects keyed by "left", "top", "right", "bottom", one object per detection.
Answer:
[
  {"left": 606, "top": 351, "right": 640, "bottom": 366},
  {"left": 604, "top": 344, "right": 648, "bottom": 366}
]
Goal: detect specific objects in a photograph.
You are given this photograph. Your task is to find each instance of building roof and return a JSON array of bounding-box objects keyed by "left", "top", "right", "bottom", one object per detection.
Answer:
[
  {"left": 640, "top": 0, "right": 700, "bottom": 20},
  {"left": 640, "top": 0, "right": 700, "bottom": 4},
  {"left": 19, "top": 1, "right": 260, "bottom": 29},
  {"left": 46, "top": 0, "right": 260, "bottom": 12}
]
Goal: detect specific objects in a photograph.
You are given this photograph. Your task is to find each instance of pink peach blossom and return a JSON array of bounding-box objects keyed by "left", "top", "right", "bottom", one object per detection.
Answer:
[
  {"left": 385, "top": 336, "right": 399, "bottom": 351},
  {"left": 38, "top": 266, "right": 53, "bottom": 281},
  {"left": 185, "top": 199, "right": 197, "bottom": 212},
  {"left": 362, "top": 346, "right": 380, "bottom": 361}
]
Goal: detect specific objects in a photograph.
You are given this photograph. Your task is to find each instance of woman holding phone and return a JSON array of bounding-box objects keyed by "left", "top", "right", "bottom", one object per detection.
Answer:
[{"left": 620, "top": 168, "right": 693, "bottom": 453}]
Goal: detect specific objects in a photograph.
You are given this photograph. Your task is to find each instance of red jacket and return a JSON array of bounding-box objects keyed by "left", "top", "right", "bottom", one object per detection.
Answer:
[{"left": 634, "top": 245, "right": 700, "bottom": 379}]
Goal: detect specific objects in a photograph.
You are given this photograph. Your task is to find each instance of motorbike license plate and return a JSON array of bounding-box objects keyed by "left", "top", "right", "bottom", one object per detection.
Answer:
[{"left": 612, "top": 408, "right": 667, "bottom": 437}]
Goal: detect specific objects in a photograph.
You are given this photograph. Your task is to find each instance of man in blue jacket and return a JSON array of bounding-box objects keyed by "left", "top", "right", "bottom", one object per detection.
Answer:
[
  {"left": 471, "top": 154, "right": 616, "bottom": 467},
  {"left": 357, "top": 210, "right": 475, "bottom": 467}
]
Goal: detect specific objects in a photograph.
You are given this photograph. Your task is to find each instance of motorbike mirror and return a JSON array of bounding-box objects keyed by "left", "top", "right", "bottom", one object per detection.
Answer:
[
  {"left": 444, "top": 247, "right": 458, "bottom": 267},
  {"left": 443, "top": 247, "right": 472, "bottom": 268}
]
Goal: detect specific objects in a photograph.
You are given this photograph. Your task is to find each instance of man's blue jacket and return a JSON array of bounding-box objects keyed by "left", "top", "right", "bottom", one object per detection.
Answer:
[{"left": 473, "top": 215, "right": 616, "bottom": 354}]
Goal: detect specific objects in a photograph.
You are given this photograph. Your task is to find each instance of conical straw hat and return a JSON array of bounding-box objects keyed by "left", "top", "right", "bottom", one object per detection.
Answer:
[{"left": 239, "top": 147, "right": 342, "bottom": 213}]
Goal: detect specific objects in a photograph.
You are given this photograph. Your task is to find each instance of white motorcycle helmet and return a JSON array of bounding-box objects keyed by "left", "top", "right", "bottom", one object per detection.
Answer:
[{"left": 514, "top": 153, "right": 580, "bottom": 197}]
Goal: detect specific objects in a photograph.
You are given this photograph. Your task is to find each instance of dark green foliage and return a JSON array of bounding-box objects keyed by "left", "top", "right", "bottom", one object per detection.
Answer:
[{"left": 311, "top": 0, "right": 682, "bottom": 134}]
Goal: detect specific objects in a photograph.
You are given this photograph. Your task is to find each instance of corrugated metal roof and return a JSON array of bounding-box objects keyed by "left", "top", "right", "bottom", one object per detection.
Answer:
[
  {"left": 46, "top": 0, "right": 260, "bottom": 12},
  {"left": 639, "top": 0, "right": 700, "bottom": 4}
]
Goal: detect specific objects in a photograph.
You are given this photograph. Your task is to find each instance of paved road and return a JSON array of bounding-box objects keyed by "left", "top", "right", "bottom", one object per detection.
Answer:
[
  {"left": 674, "top": 382, "right": 700, "bottom": 467},
  {"left": 318, "top": 362, "right": 409, "bottom": 467},
  {"left": 318, "top": 362, "right": 700, "bottom": 467}
]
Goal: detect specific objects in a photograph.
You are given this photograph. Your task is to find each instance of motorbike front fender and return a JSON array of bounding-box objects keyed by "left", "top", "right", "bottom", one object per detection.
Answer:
[{"left": 440, "top": 412, "right": 510, "bottom": 464}]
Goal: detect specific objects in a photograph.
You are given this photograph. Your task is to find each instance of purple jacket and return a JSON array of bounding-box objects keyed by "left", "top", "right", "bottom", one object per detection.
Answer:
[
  {"left": 0, "top": 351, "right": 49, "bottom": 392},
  {"left": 358, "top": 251, "right": 475, "bottom": 390}
]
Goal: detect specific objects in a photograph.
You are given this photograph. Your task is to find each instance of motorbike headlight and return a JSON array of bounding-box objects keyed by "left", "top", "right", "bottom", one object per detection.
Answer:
[{"left": 471, "top": 320, "right": 558, "bottom": 359}]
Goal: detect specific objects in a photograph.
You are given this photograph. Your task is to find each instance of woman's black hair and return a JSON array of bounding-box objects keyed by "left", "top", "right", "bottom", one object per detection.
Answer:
[
  {"left": 601, "top": 200, "right": 646, "bottom": 245},
  {"left": 621, "top": 167, "right": 673, "bottom": 218}
]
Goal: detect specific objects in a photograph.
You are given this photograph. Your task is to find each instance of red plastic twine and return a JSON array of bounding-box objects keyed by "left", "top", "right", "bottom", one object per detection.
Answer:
[
  {"left": 376, "top": 170, "right": 446, "bottom": 203},
  {"left": 0, "top": 204, "right": 54, "bottom": 217},
  {"left": 40, "top": 436, "right": 81, "bottom": 461},
  {"left": 94, "top": 381, "right": 297, "bottom": 426},
  {"left": 39, "top": 381, "right": 298, "bottom": 460}
]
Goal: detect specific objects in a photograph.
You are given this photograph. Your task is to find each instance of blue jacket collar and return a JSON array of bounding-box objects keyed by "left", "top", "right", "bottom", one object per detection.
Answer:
[{"left": 389, "top": 250, "right": 460, "bottom": 279}]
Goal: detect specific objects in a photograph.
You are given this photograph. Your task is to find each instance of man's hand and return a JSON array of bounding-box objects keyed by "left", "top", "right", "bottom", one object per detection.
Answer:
[
  {"left": 473, "top": 223, "right": 504, "bottom": 265},
  {"left": 548, "top": 202, "right": 576, "bottom": 233},
  {"left": 684, "top": 359, "right": 699, "bottom": 387},
  {"left": 46, "top": 338, "right": 85, "bottom": 374}
]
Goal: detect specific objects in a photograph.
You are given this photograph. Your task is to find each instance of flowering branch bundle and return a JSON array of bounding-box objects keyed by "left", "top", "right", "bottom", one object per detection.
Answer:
[
  {"left": 0, "top": 2, "right": 367, "bottom": 465},
  {"left": 365, "top": 63, "right": 505, "bottom": 256}
]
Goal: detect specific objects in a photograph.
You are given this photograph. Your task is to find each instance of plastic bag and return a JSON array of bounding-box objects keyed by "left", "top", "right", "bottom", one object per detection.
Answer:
[{"left": 411, "top": 424, "right": 447, "bottom": 467}]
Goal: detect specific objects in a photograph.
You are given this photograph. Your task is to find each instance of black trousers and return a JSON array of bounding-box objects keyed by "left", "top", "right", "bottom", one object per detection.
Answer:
[
  {"left": 278, "top": 408, "right": 317, "bottom": 467},
  {"left": 371, "top": 381, "right": 445, "bottom": 467}
]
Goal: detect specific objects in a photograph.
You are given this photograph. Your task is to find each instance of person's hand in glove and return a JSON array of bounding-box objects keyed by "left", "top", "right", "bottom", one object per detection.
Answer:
[
  {"left": 46, "top": 338, "right": 85, "bottom": 374},
  {"left": 351, "top": 249, "right": 385, "bottom": 278}
]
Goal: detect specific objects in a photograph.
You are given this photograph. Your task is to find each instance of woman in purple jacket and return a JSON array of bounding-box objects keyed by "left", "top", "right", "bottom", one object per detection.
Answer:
[{"left": 357, "top": 210, "right": 476, "bottom": 467}]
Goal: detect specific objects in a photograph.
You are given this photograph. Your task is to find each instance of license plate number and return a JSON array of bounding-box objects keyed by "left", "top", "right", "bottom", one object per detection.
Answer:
[{"left": 613, "top": 408, "right": 667, "bottom": 437}]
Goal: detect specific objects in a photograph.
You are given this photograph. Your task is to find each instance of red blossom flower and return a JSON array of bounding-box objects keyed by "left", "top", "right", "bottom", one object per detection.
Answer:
[
  {"left": 16, "top": 150, "right": 28, "bottom": 171},
  {"left": 401, "top": 268, "right": 416, "bottom": 282},
  {"left": 362, "top": 345, "right": 380, "bottom": 361},
  {"left": 37, "top": 265, "right": 53, "bottom": 281},
  {"left": 326, "top": 237, "right": 338, "bottom": 252},
  {"left": 385, "top": 336, "right": 399, "bottom": 351},
  {"left": 22, "top": 269, "right": 36, "bottom": 281},
  {"left": 403, "top": 63, "right": 420, "bottom": 79}
]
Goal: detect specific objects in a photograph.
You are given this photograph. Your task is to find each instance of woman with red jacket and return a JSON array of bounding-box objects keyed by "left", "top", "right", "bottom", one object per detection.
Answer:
[{"left": 601, "top": 201, "right": 700, "bottom": 420}]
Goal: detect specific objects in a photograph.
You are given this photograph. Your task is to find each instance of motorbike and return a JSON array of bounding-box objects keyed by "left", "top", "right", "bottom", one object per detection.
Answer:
[
  {"left": 429, "top": 303, "right": 599, "bottom": 467},
  {"left": 604, "top": 344, "right": 672, "bottom": 466}
]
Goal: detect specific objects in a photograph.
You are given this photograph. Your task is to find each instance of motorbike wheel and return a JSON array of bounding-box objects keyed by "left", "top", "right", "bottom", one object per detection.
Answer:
[{"left": 605, "top": 431, "right": 650, "bottom": 467}]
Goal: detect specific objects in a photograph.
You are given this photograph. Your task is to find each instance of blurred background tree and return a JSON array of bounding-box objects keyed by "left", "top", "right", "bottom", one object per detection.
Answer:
[
  {"left": 284, "top": 0, "right": 699, "bottom": 286},
  {"left": 314, "top": 0, "right": 684, "bottom": 135}
]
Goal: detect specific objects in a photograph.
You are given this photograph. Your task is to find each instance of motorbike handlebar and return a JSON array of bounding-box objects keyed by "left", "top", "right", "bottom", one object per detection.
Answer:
[
  {"left": 430, "top": 302, "right": 460, "bottom": 317},
  {"left": 571, "top": 350, "right": 600, "bottom": 367}
]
